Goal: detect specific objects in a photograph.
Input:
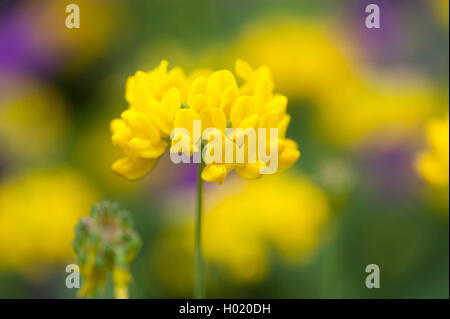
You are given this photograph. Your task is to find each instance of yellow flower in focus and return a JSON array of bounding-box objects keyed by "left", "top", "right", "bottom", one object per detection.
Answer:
[
  {"left": 170, "top": 68, "right": 239, "bottom": 181},
  {"left": 125, "top": 60, "right": 189, "bottom": 107},
  {"left": 231, "top": 60, "right": 300, "bottom": 180},
  {"left": 111, "top": 60, "right": 188, "bottom": 179},
  {"left": 111, "top": 60, "right": 300, "bottom": 184},
  {"left": 415, "top": 114, "right": 449, "bottom": 188},
  {"left": 0, "top": 169, "right": 98, "bottom": 277}
]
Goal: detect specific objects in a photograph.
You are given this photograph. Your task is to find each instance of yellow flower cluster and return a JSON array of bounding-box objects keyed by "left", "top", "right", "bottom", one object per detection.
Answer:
[
  {"left": 110, "top": 60, "right": 300, "bottom": 183},
  {"left": 0, "top": 170, "right": 98, "bottom": 276},
  {"left": 415, "top": 114, "right": 449, "bottom": 188},
  {"left": 152, "top": 174, "right": 330, "bottom": 291}
]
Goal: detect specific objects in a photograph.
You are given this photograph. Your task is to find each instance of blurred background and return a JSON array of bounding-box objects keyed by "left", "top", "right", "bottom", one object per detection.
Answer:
[{"left": 0, "top": 0, "right": 448, "bottom": 298}]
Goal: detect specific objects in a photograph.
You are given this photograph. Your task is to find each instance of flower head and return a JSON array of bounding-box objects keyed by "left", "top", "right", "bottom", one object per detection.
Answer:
[
  {"left": 111, "top": 60, "right": 188, "bottom": 179},
  {"left": 111, "top": 60, "right": 300, "bottom": 183}
]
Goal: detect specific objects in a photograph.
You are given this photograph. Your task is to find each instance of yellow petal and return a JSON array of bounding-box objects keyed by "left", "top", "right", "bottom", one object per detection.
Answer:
[
  {"left": 285, "top": 138, "right": 299, "bottom": 149},
  {"left": 200, "top": 107, "right": 226, "bottom": 132},
  {"left": 235, "top": 59, "right": 254, "bottom": 80},
  {"left": 173, "top": 108, "right": 200, "bottom": 137},
  {"left": 129, "top": 137, "right": 167, "bottom": 158},
  {"left": 279, "top": 146, "right": 301, "bottom": 170},
  {"left": 259, "top": 109, "right": 285, "bottom": 130},
  {"left": 146, "top": 99, "right": 171, "bottom": 137},
  {"left": 133, "top": 84, "right": 153, "bottom": 112},
  {"left": 111, "top": 119, "right": 132, "bottom": 154},
  {"left": 265, "top": 95, "right": 287, "bottom": 114},
  {"left": 278, "top": 114, "right": 291, "bottom": 139},
  {"left": 235, "top": 161, "right": 266, "bottom": 180},
  {"left": 125, "top": 75, "right": 136, "bottom": 105},
  {"left": 166, "top": 67, "right": 188, "bottom": 99},
  {"left": 205, "top": 70, "right": 238, "bottom": 108},
  {"left": 254, "top": 74, "right": 274, "bottom": 112},
  {"left": 239, "top": 114, "right": 259, "bottom": 129},
  {"left": 121, "top": 109, "right": 160, "bottom": 144},
  {"left": 112, "top": 157, "right": 157, "bottom": 180},
  {"left": 111, "top": 119, "right": 131, "bottom": 144},
  {"left": 140, "top": 143, "right": 167, "bottom": 158},
  {"left": 220, "top": 86, "right": 239, "bottom": 116},
  {"left": 230, "top": 95, "right": 256, "bottom": 128},
  {"left": 110, "top": 118, "right": 128, "bottom": 135},
  {"left": 162, "top": 87, "right": 182, "bottom": 121},
  {"left": 201, "top": 164, "right": 228, "bottom": 184},
  {"left": 265, "top": 138, "right": 286, "bottom": 155},
  {"left": 192, "top": 94, "right": 207, "bottom": 112},
  {"left": 128, "top": 137, "right": 151, "bottom": 152},
  {"left": 187, "top": 76, "right": 207, "bottom": 110},
  {"left": 154, "top": 60, "right": 168, "bottom": 76},
  {"left": 111, "top": 130, "right": 130, "bottom": 147},
  {"left": 125, "top": 71, "right": 153, "bottom": 108}
]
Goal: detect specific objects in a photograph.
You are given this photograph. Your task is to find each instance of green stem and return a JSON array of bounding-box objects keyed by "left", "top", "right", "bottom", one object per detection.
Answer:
[{"left": 194, "top": 161, "right": 205, "bottom": 298}]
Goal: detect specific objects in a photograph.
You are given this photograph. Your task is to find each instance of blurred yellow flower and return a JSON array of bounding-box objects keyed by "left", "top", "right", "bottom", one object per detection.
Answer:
[
  {"left": 111, "top": 60, "right": 300, "bottom": 183},
  {"left": 0, "top": 79, "right": 68, "bottom": 162},
  {"left": 316, "top": 74, "right": 443, "bottom": 148},
  {"left": 152, "top": 174, "right": 330, "bottom": 293},
  {"left": 228, "top": 16, "right": 443, "bottom": 148},
  {"left": 30, "top": 0, "right": 121, "bottom": 70},
  {"left": 229, "top": 18, "right": 358, "bottom": 100},
  {"left": 415, "top": 114, "right": 449, "bottom": 188},
  {"left": 0, "top": 169, "right": 98, "bottom": 278},
  {"left": 203, "top": 174, "right": 329, "bottom": 282}
]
